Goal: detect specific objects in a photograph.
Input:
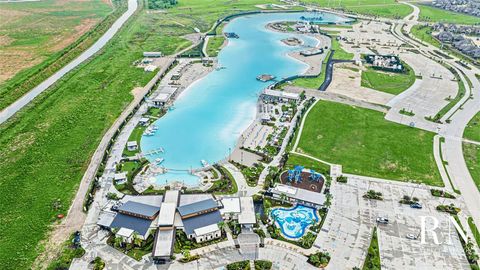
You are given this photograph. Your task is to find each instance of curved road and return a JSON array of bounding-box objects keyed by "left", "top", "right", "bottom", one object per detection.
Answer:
[
  {"left": 0, "top": 0, "right": 138, "bottom": 125},
  {"left": 396, "top": 2, "right": 480, "bottom": 228}
]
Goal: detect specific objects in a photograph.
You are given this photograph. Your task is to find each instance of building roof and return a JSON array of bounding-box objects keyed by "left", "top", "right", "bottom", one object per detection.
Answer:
[
  {"left": 220, "top": 197, "right": 241, "bottom": 215},
  {"left": 120, "top": 195, "right": 163, "bottom": 207},
  {"left": 97, "top": 211, "right": 116, "bottom": 228},
  {"left": 182, "top": 211, "right": 223, "bottom": 235},
  {"left": 157, "top": 85, "right": 178, "bottom": 95},
  {"left": 127, "top": 141, "right": 137, "bottom": 147},
  {"left": 179, "top": 194, "right": 214, "bottom": 206},
  {"left": 110, "top": 213, "right": 153, "bottom": 237},
  {"left": 157, "top": 203, "right": 176, "bottom": 227},
  {"left": 263, "top": 89, "right": 300, "bottom": 100},
  {"left": 114, "top": 172, "right": 127, "bottom": 180},
  {"left": 177, "top": 198, "right": 218, "bottom": 217},
  {"left": 194, "top": 223, "right": 220, "bottom": 237},
  {"left": 118, "top": 201, "right": 160, "bottom": 218},
  {"left": 152, "top": 229, "right": 175, "bottom": 258},
  {"left": 117, "top": 227, "right": 134, "bottom": 238},
  {"left": 238, "top": 197, "right": 256, "bottom": 225},
  {"left": 139, "top": 117, "right": 149, "bottom": 123},
  {"left": 163, "top": 190, "right": 180, "bottom": 204},
  {"left": 270, "top": 184, "right": 326, "bottom": 206},
  {"left": 153, "top": 93, "right": 171, "bottom": 103}
]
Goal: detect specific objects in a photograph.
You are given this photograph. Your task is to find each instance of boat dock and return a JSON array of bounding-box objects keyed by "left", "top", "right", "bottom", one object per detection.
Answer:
[{"left": 142, "top": 147, "right": 165, "bottom": 156}]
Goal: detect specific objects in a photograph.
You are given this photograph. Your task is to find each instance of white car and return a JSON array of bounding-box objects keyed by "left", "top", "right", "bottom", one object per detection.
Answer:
[
  {"left": 376, "top": 217, "right": 389, "bottom": 224},
  {"left": 406, "top": 233, "right": 418, "bottom": 240}
]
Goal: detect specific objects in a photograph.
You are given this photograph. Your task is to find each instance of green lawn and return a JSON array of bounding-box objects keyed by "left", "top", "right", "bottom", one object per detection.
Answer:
[
  {"left": 417, "top": 4, "right": 480, "bottom": 25},
  {"left": 290, "top": 51, "right": 331, "bottom": 89},
  {"left": 331, "top": 36, "right": 354, "bottom": 60},
  {"left": 361, "top": 63, "right": 416, "bottom": 95},
  {"left": 463, "top": 143, "right": 480, "bottom": 191},
  {"left": 303, "top": 0, "right": 413, "bottom": 19},
  {"left": 206, "top": 36, "right": 226, "bottom": 57},
  {"left": 410, "top": 25, "right": 441, "bottom": 48},
  {"left": 0, "top": 1, "right": 286, "bottom": 268},
  {"left": 123, "top": 125, "right": 147, "bottom": 156},
  {"left": 285, "top": 153, "right": 330, "bottom": 176},
  {"left": 297, "top": 100, "right": 442, "bottom": 185},
  {"left": 464, "top": 112, "right": 480, "bottom": 142},
  {"left": 363, "top": 227, "right": 381, "bottom": 270}
]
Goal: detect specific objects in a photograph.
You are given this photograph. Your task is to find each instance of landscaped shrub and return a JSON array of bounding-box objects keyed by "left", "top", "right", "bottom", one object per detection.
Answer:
[
  {"left": 363, "top": 190, "right": 383, "bottom": 200},
  {"left": 307, "top": 251, "right": 331, "bottom": 267},
  {"left": 430, "top": 189, "right": 455, "bottom": 199},
  {"left": 226, "top": 260, "right": 250, "bottom": 270},
  {"left": 436, "top": 204, "right": 461, "bottom": 215},
  {"left": 254, "top": 260, "right": 272, "bottom": 270}
]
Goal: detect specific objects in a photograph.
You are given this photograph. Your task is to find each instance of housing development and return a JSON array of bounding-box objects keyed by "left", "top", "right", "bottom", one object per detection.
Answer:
[{"left": 0, "top": 0, "right": 479, "bottom": 270}]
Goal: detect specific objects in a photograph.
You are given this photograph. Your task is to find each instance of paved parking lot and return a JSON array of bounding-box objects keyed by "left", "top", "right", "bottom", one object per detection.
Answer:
[{"left": 316, "top": 176, "right": 470, "bottom": 270}]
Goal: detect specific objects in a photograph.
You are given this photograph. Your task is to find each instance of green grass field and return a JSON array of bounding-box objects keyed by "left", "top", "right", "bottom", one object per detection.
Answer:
[
  {"left": 410, "top": 25, "right": 442, "bottom": 48},
  {"left": 361, "top": 63, "right": 416, "bottom": 95},
  {"left": 297, "top": 100, "right": 442, "bottom": 185},
  {"left": 303, "top": 0, "right": 413, "bottom": 19},
  {"left": 464, "top": 112, "right": 480, "bottom": 142},
  {"left": 285, "top": 153, "right": 331, "bottom": 176},
  {"left": 0, "top": 0, "right": 287, "bottom": 268},
  {"left": 206, "top": 36, "right": 226, "bottom": 57},
  {"left": 417, "top": 4, "right": 480, "bottom": 25},
  {"left": 331, "top": 36, "right": 354, "bottom": 60},
  {"left": 464, "top": 143, "right": 480, "bottom": 191}
]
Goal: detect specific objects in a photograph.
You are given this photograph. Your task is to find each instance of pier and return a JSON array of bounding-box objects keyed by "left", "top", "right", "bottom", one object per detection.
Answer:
[{"left": 142, "top": 147, "right": 165, "bottom": 156}]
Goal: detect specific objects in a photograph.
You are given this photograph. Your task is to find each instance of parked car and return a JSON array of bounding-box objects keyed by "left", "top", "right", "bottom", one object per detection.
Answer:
[
  {"left": 406, "top": 233, "right": 418, "bottom": 240},
  {"left": 410, "top": 203, "right": 423, "bottom": 209},
  {"left": 376, "top": 217, "right": 389, "bottom": 224}
]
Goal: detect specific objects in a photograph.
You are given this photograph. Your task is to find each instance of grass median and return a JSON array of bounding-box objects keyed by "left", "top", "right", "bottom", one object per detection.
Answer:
[
  {"left": 463, "top": 142, "right": 480, "bottom": 191},
  {"left": 296, "top": 100, "right": 442, "bottom": 185},
  {"left": 464, "top": 112, "right": 480, "bottom": 142}
]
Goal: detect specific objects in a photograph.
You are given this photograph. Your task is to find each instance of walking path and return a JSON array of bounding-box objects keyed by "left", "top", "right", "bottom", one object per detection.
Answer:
[
  {"left": 0, "top": 0, "right": 139, "bottom": 125},
  {"left": 258, "top": 100, "right": 306, "bottom": 187}
]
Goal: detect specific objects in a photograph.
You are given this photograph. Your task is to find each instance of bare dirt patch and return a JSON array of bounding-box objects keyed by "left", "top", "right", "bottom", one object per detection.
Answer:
[
  {"left": 49, "top": 18, "right": 99, "bottom": 52},
  {"left": 0, "top": 50, "right": 43, "bottom": 83}
]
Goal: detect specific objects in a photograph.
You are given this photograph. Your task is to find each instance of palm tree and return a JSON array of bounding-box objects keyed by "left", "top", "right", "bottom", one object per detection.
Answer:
[
  {"left": 183, "top": 249, "right": 191, "bottom": 260},
  {"left": 132, "top": 232, "right": 142, "bottom": 248},
  {"left": 280, "top": 193, "right": 287, "bottom": 204},
  {"left": 114, "top": 236, "right": 123, "bottom": 249}
]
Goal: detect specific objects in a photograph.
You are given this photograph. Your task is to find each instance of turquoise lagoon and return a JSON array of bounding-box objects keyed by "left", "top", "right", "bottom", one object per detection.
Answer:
[{"left": 140, "top": 12, "right": 351, "bottom": 186}]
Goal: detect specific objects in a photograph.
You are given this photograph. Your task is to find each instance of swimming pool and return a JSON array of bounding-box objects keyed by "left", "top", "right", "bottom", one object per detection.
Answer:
[
  {"left": 140, "top": 12, "right": 352, "bottom": 186},
  {"left": 270, "top": 205, "right": 319, "bottom": 239}
]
